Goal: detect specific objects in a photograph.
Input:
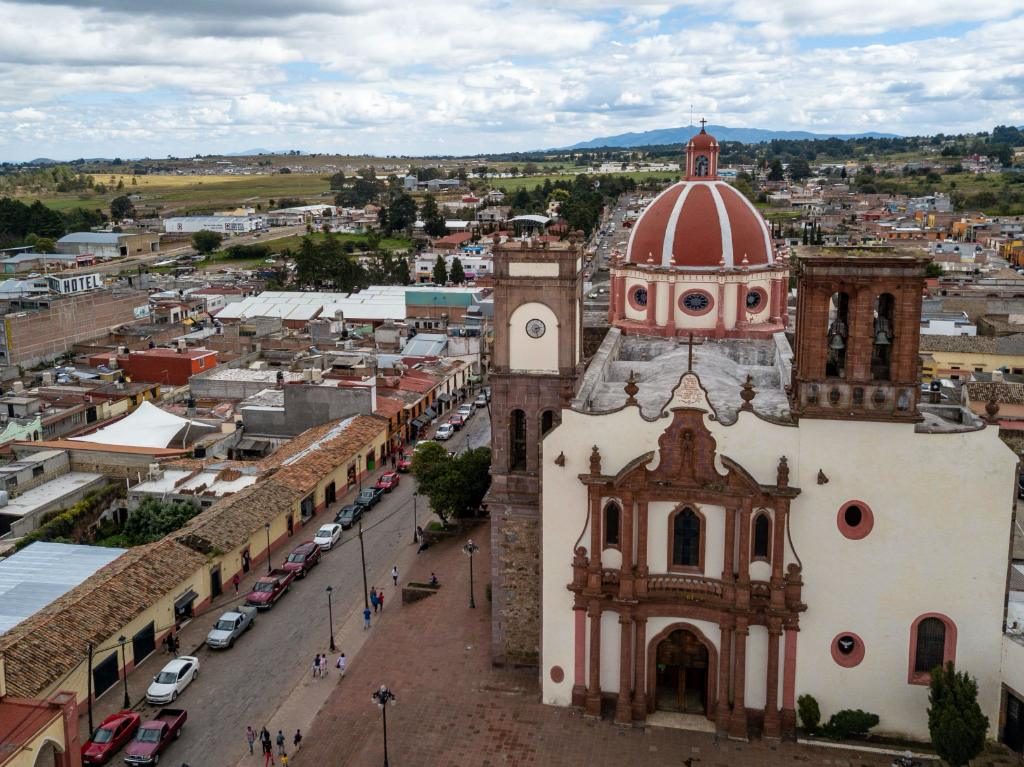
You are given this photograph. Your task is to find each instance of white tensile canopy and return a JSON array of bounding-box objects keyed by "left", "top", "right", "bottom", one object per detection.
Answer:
[{"left": 70, "top": 400, "right": 211, "bottom": 449}]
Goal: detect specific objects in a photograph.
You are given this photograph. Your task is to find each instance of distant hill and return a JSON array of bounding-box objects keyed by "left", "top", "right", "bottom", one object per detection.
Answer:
[{"left": 560, "top": 124, "right": 900, "bottom": 150}]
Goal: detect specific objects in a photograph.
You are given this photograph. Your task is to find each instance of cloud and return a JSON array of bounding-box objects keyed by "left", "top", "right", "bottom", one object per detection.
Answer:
[{"left": 0, "top": 1, "right": 1020, "bottom": 159}]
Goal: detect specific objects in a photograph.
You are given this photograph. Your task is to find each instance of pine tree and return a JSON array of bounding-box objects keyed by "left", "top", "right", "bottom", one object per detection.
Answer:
[
  {"left": 432, "top": 255, "right": 448, "bottom": 285},
  {"left": 928, "top": 662, "right": 988, "bottom": 767},
  {"left": 450, "top": 256, "right": 466, "bottom": 284}
]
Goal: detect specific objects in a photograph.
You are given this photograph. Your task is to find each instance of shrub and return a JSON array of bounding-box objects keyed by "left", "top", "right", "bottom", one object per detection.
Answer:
[
  {"left": 928, "top": 662, "right": 988, "bottom": 767},
  {"left": 822, "top": 709, "right": 879, "bottom": 740},
  {"left": 797, "top": 694, "right": 821, "bottom": 734},
  {"left": 15, "top": 484, "right": 122, "bottom": 549}
]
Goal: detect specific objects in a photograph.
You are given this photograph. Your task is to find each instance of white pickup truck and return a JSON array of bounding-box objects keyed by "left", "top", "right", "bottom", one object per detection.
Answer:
[{"left": 205, "top": 605, "right": 257, "bottom": 649}]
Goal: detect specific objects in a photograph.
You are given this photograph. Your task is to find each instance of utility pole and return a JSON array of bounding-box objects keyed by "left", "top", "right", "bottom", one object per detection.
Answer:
[
  {"left": 86, "top": 642, "right": 95, "bottom": 734},
  {"left": 358, "top": 522, "right": 369, "bottom": 611}
]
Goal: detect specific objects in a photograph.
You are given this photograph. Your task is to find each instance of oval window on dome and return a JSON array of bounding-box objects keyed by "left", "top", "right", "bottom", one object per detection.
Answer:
[
  {"left": 679, "top": 290, "right": 714, "bottom": 316},
  {"left": 745, "top": 287, "right": 768, "bottom": 312}
]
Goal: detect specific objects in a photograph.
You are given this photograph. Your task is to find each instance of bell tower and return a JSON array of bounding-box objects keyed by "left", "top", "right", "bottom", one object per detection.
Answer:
[
  {"left": 789, "top": 247, "right": 929, "bottom": 422},
  {"left": 685, "top": 119, "right": 719, "bottom": 180},
  {"left": 488, "top": 235, "right": 584, "bottom": 666}
]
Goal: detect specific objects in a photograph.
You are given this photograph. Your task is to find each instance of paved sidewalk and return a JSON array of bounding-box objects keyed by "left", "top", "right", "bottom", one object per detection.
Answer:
[{"left": 288, "top": 521, "right": 1017, "bottom": 767}]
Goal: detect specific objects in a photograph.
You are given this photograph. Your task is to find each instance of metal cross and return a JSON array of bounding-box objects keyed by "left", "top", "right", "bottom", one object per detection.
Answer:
[
  {"left": 699, "top": 117, "right": 707, "bottom": 131},
  {"left": 684, "top": 332, "right": 705, "bottom": 372}
]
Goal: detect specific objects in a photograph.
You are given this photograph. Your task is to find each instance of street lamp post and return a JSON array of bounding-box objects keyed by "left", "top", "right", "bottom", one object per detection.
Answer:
[
  {"left": 326, "top": 585, "right": 336, "bottom": 652},
  {"left": 358, "top": 522, "right": 369, "bottom": 611},
  {"left": 371, "top": 685, "right": 396, "bottom": 767},
  {"left": 462, "top": 539, "right": 479, "bottom": 609},
  {"left": 264, "top": 522, "right": 272, "bottom": 575},
  {"left": 357, "top": 455, "right": 363, "bottom": 492},
  {"left": 412, "top": 492, "right": 418, "bottom": 544},
  {"left": 117, "top": 636, "right": 130, "bottom": 709}
]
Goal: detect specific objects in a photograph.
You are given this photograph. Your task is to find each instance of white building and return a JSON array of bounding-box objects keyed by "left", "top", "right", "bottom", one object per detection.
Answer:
[{"left": 163, "top": 216, "right": 266, "bottom": 235}]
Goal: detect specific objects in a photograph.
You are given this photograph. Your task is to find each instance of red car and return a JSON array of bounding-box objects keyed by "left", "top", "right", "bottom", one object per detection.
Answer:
[
  {"left": 396, "top": 455, "right": 412, "bottom": 473},
  {"left": 282, "top": 541, "right": 321, "bottom": 578},
  {"left": 81, "top": 710, "right": 141, "bottom": 765},
  {"left": 246, "top": 569, "right": 295, "bottom": 609},
  {"left": 375, "top": 472, "right": 400, "bottom": 492},
  {"left": 448, "top": 414, "right": 465, "bottom": 430}
]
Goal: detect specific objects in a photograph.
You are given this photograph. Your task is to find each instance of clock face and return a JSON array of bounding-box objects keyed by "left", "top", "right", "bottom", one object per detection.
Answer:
[{"left": 525, "top": 319, "right": 546, "bottom": 338}]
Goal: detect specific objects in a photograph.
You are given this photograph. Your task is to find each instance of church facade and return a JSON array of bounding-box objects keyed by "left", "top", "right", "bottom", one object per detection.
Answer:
[{"left": 487, "top": 128, "right": 1017, "bottom": 740}]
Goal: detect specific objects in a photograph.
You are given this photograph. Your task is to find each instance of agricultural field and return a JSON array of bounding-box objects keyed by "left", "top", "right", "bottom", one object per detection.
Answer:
[
  {"left": 257, "top": 231, "right": 413, "bottom": 254},
  {"left": 486, "top": 169, "right": 680, "bottom": 193}
]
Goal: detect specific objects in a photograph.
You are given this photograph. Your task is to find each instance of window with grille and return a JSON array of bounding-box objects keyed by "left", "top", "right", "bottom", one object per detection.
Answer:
[
  {"left": 672, "top": 508, "right": 702, "bottom": 568},
  {"left": 510, "top": 410, "right": 527, "bottom": 470},
  {"left": 914, "top": 617, "right": 946, "bottom": 674}
]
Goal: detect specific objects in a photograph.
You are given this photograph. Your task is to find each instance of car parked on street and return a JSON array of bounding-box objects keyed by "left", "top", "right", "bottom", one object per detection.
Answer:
[
  {"left": 245, "top": 569, "right": 295, "bottom": 610},
  {"left": 375, "top": 472, "right": 400, "bottom": 492},
  {"left": 282, "top": 541, "right": 322, "bottom": 578},
  {"left": 336, "top": 504, "right": 363, "bottom": 529},
  {"left": 434, "top": 423, "right": 455, "bottom": 441},
  {"left": 145, "top": 657, "right": 200, "bottom": 704},
  {"left": 474, "top": 394, "right": 487, "bottom": 408},
  {"left": 396, "top": 455, "right": 413, "bottom": 472},
  {"left": 205, "top": 606, "right": 257, "bottom": 649},
  {"left": 457, "top": 404, "right": 474, "bottom": 419},
  {"left": 123, "top": 709, "right": 187, "bottom": 766},
  {"left": 81, "top": 710, "right": 140, "bottom": 765},
  {"left": 447, "top": 414, "right": 465, "bottom": 431},
  {"left": 356, "top": 486, "right": 384, "bottom": 510},
  {"left": 313, "top": 523, "right": 343, "bottom": 550}
]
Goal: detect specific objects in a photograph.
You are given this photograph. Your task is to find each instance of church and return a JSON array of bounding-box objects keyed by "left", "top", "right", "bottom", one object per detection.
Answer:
[{"left": 486, "top": 127, "right": 1016, "bottom": 740}]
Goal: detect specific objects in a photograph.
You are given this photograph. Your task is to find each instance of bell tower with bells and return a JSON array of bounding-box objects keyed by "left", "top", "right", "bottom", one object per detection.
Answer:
[{"left": 789, "top": 247, "right": 929, "bottom": 422}]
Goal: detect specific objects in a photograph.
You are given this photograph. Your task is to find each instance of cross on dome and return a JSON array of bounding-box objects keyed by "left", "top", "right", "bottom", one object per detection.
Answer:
[{"left": 699, "top": 117, "right": 707, "bottom": 132}]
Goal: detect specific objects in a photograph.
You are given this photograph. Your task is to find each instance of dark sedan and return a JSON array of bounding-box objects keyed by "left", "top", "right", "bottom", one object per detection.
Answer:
[{"left": 336, "top": 504, "right": 363, "bottom": 529}]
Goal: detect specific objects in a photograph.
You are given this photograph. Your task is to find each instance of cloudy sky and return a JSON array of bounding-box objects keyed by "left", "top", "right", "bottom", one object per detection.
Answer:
[{"left": 0, "top": 0, "right": 1022, "bottom": 161}]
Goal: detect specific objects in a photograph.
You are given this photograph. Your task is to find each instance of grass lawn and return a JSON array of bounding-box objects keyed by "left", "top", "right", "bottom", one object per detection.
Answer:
[{"left": 260, "top": 231, "right": 413, "bottom": 254}]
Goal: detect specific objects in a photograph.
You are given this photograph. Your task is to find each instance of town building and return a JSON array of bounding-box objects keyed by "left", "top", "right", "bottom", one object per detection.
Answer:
[
  {"left": 162, "top": 215, "right": 266, "bottom": 234},
  {"left": 487, "top": 127, "right": 1017, "bottom": 741},
  {"left": 87, "top": 347, "right": 219, "bottom": 386},
  {"left": 56, "top": 232, "right": 160, "bottom": 259}
]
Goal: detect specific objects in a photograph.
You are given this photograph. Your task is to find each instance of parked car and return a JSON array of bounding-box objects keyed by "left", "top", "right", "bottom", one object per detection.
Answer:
[
  {"left": 447, "top": 414, "right": 465, "bottom": 431},
  {"left": 282, "top": 541, "right": 322, "bottom": 578},
  {"left": 123, "top": 709, "right": 187, "bottom": 766},
  {"left": 81, "top": 710, "right": 140, "bottom": 765},
  {"left": 245, "top": 569, "right": 295, "bottom": 610},
  {"left": 205, "top": 606, "right": 257, "bottom": 649},
  {"left": 457, "top": 404, "right": 474, "bottom": 418},
  {"left": 335, "top": 504, "right": 363, "bottom": 529},
  {"left": 313, "top": 523, "right": 343, "bottom": 550},
  {"left": 375, "top": 472, "right": 400, "bottom": 493},
  {"left": 356, "top": 486, "right": 384, "bottom": 510},
  {"left": 474, "top": 394, "right": 487, "bottom": 408},
  {"left": 145, "top": 657, "right": 199, "bottom": 704},
  {"left": 396, "top": 455, "right": 413, "bottom": 473},
  {"left": 434, "top": 423, "right": 455, "bottom": 441}
]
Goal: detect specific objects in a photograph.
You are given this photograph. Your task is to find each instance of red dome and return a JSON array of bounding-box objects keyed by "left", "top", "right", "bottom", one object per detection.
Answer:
[
  {"left": 687, "top": 130, "right": 717, "bottom": 150},
  {"left": 626, "top": 180, "right": 774, "bottom": 270}
]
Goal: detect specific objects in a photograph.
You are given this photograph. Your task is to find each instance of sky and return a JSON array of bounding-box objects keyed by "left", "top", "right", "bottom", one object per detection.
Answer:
[{"left": 0, "top": 0, "right": 1022, "bottom": 162}]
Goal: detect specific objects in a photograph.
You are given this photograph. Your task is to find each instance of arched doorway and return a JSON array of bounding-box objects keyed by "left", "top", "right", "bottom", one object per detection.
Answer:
[
  {"left": 32, "top": 738, "right": 62, "bottom": 767},
  {"left": 654, "top": 628, "right": 711, "bottom": 715}
]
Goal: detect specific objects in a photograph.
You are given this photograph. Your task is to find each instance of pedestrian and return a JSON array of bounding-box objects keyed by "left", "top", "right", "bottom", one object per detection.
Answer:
[
  {"left": 280, "top": 754, "right": 288, "bottom": 767},
  {"left": 276, "top": 730, "right": 286, "bottom": 756},
  {"left": 262, "top": 739, "right": 274, "bottom": 767},
  {"left": 390, "top": 453, "right": 396, "bottom": 469},
  {"left": 260, "top": 726, "right": 270, "bottom": 747},
  {"left": 246, "top": 725, "right": 256, "bottom": 755},
  {"left": 336, "top": 652, "right": 346, "bottom": 677},
  {"left": 391, "top": 565, "right": 399, "bottom": 586},
  {"left": 318, "top": 653, "right": 327, "bottom": 678},
  {"left": 363, "top": 606, "right": 371, "bottom": 629},
  {"left": 232, "top": 573, "right": 241, "bottom": 594},
  {"left": 370, "top": 587, "right": 379, "bottom": 614},
  {"left": 429, "top": 572, "right": 438, "bottom": 587},
  {"left": 311, "top": 654, "right": 320, "bottom": 679},
  {"left": 293, "top": 729, "right": 303, "bottom": 750},
  {"left": 168, "top": 634, "right": 179, "bottom": 657},
  {"left": 378, "top": 590, "right": 384, "bottom": 612}
]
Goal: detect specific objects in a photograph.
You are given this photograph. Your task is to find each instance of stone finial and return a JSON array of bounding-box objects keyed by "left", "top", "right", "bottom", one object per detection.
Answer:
[
  {"left": 554, "top": 451, "right": 566, "bottom": 467},
  {"left": 646, "top": 251, "right": 655, "bottom": 265},
  {"left": 739, "top": 374, "right": 756, "bottom": 411},
  {"left": 776, "top": 456, "right": 789, "bottom": 488},
  {"left": 741, "top": 253, "right": 750, "bottom": 268},
  {"left": 817, "top": 469, "right": 829, "bottom": 485},
  {"left": 624, "top": 370, "right": 639, "bottom": 406},
  {"left": 986, "top": 396, "right": 1000, "bottom": 423},
  {"left": 589, "top": 445, "right": 602, "bottom": 476}
]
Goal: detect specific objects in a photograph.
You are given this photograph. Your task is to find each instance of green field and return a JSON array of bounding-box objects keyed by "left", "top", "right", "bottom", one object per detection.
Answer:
[
  {"left": 486, "top": 170, "right": 680, "bottom": 193},
  {"left": 258, "top": 231, "right": 412, "bottom": 254}
]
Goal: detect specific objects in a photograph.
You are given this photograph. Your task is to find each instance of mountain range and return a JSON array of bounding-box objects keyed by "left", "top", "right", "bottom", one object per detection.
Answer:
[{"left": 560, "top": 124, "right": 900, "bottom": 150}]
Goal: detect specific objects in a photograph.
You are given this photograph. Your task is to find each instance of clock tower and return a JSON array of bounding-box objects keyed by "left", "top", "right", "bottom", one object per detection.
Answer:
[{"left": 488, "top": 235, "right": 585, "bottom": 666}]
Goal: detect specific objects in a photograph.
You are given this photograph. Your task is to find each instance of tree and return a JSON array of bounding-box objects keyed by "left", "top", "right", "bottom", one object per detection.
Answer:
[
  {"left": 420, "top": 196, "right": 446, "bottom": 238},
  {"left": 767, "top": 159, "right": 785, "bottom": 182},
  {"left": 191, "top": 230, "right": 224, "bottom": 254},
  {"left": 450, "top": 256, "right": 466, "bottom": 284},
  {"left": 411, "top": 444, "right": 492, "bottom": 524},
  {"left": 789, "top": 157, "right": 812, "bottom": 182},
  {"left": 386, "top": 192, "right": 417, "bottom": 234},
  {"left": 432, "top": 255, "right": 448, "bottom": 284},
  {"left": 925, "top": 262, "right": 944, "bottom": 278},
  {"left": 110, "top": 195, "right": 135, "bottom": 221},
  {"left": 31, "top": 236, "right": 56, "bottom": 253},
  {"left": 928, "top": 662, "right": 988, "bottom": 767},
  {"left": 122, "top": 497, "right": 199, "bottom": 546},
  {"left": 329, "top": 171, "right": 346, "bottom": 190}
]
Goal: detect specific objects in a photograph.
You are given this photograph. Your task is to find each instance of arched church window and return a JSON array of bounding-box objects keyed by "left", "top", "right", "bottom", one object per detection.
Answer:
[
  {"left": 603, "top": 501, "right": 621, "bottom": 549},
  {"left": 826, "top": 292, "right": 850, "bottom": 378},
  {"left": 752, "top": 512, "right": 771, "bottom": 561},
  {"left": 872, "top": 293, "right": 895, "bottom": 381},
  {"left": 909, "top": 613, "right": 956, "bottom": 684},
  {"left": 541, "top": 409, "right": 556, "bottom": 436},
  {"left": 695, "top": 155, "right": 709, "bottom": 177},
  {"left": 510, "top": 409, "right": 527, "bottom": 471},
  {"left": 669, "top": 506, "right": 703, "bottom": 571}
]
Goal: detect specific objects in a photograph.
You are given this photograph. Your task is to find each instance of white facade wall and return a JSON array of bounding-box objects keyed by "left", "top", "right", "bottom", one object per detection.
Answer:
[
  {"left": 163, "top": 216, "right": 265, "bottom": 234},
  {"left": 540, "top": 376, "right": 1015, "bottom": 739}
]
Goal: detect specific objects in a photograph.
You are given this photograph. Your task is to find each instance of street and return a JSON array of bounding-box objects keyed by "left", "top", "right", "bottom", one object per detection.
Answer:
[{"left": 80, "top": 406, "right": 492, "bottom": 766}]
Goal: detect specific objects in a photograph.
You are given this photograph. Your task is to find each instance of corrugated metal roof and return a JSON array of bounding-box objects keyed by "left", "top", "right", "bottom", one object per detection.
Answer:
[
  {"left": 0, "top": 542, "right": 125, "bottom": 635},
  {"left": 56, "top": 232, "right": 125, "bottom": 244}
]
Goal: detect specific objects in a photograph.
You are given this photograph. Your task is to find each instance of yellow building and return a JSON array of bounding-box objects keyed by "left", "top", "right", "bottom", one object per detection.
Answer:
[
  {"left": 920, "top": 334, "right": 1024, "bottom": 381},
  {"left": 0, "top": 668, "right": 79, "bottom": 767}
]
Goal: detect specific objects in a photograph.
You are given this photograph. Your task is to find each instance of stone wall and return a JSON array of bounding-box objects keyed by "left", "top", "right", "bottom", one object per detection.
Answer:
[{"left": 489, "top": 500, "right": 541, "bottom": 666}]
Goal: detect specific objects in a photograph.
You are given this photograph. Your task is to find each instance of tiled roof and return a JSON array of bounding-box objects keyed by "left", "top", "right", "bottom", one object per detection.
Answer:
[
  {"left": 374, "top": 396, "right": 404, "bottom": 418},
  {"left": 964, "top": 381, "right": 1024, "bottom": 406},
  {"left": 173, "top": 480, "right": 302, "bottom": 554},
  {"left": 920, "top": 334, "right": 1024, "bottom": 355},
  {"left": 272, "top": 415, "right": 387, "bottom": 494},
  {"left": 0, "top": 538, "right": 206, "bottom": 699}
]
